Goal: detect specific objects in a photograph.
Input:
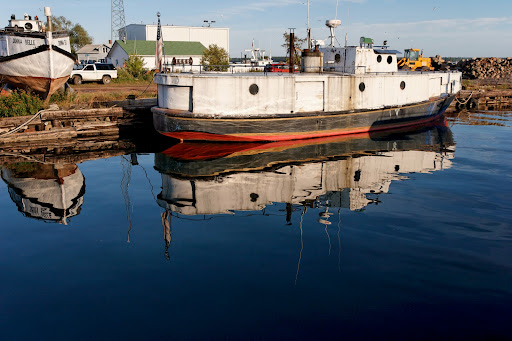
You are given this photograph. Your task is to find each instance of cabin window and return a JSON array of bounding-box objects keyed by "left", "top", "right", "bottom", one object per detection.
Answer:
[
  {"left": 377, "top": 55, "right": 382, "bottom": 63},
  {"left": 335, "top": 53, "right": 341, "bottom": 63},
  {"left": 359, "top": 82, "right": 365, "bottom": 92},
  {"left": 400, "top": 81, "right": 406, "bottom": 90},
  {"left": 387, "top": 56, "right": 393, "bottom": 64},
  {"left": 249, "top": 84, "right": 259, "bottom": 95}
]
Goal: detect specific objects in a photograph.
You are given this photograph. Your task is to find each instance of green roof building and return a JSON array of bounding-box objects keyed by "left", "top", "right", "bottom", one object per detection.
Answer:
[{"left": 107, "top": 40, "right": 207, "bottom": 70}]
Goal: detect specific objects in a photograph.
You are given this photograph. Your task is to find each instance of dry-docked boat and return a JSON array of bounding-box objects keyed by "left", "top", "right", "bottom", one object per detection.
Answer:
[
  {"left": 152, "top": 20, "right": 462, "bottom": 142},
  {"left": 0, "top": 7, "right": 75, "bottom": 98}
]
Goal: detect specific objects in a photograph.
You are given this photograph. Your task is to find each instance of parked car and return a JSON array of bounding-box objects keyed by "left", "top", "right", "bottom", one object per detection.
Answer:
[{"left": 69, "top": 63, "right": 118, "bottom": 85}]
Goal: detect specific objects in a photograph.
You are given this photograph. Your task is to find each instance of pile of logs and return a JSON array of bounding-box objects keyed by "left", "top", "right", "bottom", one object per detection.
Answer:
[
  {"left": 456, "top": 57, "right": 512, "bottom": 79},
  {"left": 431, "top": 56, "right": 512, "bottom": 80}
]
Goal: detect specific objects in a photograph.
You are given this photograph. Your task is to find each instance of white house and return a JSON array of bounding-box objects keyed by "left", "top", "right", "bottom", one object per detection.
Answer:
[
  {"left": 107, "top": 40, "right": 206, "bottom": 70},
  {"left": 125, "top": 24, "right": 229, "bottom": 54},
  {"left": 76, "top": 44, "right": 112, "bottom": 64}
]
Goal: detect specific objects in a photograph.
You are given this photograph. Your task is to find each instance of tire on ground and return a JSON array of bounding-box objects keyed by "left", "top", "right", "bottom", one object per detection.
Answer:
[
  {"left": 73, "top": 75, "right": 82, "bottom": 85},
  {"left": 102, "top": 75, "right": 111, "bottom": 84}
]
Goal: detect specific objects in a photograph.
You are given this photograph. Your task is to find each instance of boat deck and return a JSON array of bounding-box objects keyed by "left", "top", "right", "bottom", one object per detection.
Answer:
[{"left": 163, "top": 70, "right": 458, "bottom": 78}]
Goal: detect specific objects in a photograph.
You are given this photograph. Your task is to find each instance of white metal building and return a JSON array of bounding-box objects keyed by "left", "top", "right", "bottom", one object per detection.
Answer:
[{"left": 125, "top": 24, "right": 229, "bottom": 54}]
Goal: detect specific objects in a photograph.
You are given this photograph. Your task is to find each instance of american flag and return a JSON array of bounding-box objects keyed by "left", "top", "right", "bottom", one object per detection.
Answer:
[{"left": 155, "top": 12, "right": 163, "bottom": 71}]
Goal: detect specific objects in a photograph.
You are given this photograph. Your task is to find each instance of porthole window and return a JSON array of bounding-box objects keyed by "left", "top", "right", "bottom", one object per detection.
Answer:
[
  {"left": 359, "top": 82, "right": 365, "bottom": 92},
  {"left": 400, "top": 81, "right": 406, "bottom": 90},
  {"left": 249, "top": 84, "right": 259, "bottom": 95},
  {"left": 24, "top": 22, "right": 33, "bottom": 30},
  {"left": 335, "top": 53, "right": 341, "bottom": 63},
  {"left": 387, "top": 56, "right": 393, "bottom": 64},
  {"left": 377, "top": 55, "right": 382, "bottom": 63}
]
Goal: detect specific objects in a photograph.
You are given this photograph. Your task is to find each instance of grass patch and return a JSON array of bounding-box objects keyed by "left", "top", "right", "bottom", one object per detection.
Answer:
[
  {"left": 48, "top": 89, "right": 156, "bottom": 110},
  {"left": 0, "top": 84, "right": 156, "bottom": 117}
]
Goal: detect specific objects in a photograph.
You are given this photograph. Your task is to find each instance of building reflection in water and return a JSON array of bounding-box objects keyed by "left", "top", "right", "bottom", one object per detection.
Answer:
[
  {"left": 154, "top": 121, "right": 455, "bottom": 257},
  {"left": 0, "top": 163, "right": 85, "bottom": 224}
]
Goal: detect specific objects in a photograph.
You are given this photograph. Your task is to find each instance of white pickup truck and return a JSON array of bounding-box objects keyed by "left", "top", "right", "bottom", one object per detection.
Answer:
[{"left": 70, "top": 63, "right": 118, "bottom": 85}]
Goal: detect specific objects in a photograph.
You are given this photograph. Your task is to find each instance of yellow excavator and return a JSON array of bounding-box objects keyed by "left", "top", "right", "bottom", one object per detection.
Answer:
[{"left": 397, "top": 49, "right": 434, "bottom": 71}]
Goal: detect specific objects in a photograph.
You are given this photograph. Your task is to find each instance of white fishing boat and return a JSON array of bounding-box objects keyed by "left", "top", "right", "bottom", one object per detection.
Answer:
[
  {"left": 0, "top": 7, "right": 75, "bottom": 98},
  {"left": 152, "top": 9, "right": 462, "bottom": 142},
  {"left": 230, "top": 39, "right": 273, "bottom": 73}
]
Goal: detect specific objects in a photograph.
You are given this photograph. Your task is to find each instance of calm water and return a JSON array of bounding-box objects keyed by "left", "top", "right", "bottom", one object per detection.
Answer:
[{"left": 0, "top": 111, "right": 511, "bottom": 340}]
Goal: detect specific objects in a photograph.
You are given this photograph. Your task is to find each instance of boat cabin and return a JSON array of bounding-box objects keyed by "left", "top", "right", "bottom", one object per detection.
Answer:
[
  {"left": 320, "top": 37, "right": 401, "bottom": 74},
  {"left": 5, "top": 14, "right": 44, "bottom": 33}
]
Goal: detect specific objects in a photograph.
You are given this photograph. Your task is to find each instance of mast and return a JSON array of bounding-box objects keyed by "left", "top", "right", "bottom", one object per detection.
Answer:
[{"left": 306, "top": 0, "right": 311, "bottom": 50}]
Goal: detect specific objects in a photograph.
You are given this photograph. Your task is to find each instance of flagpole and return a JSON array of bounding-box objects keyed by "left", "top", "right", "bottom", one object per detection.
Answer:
[
  {"left": 156, "top": 12, "right": 164, "bottom": 72},
  {"left": 160, "top": 13, "right": 166, "bottom": 73}
]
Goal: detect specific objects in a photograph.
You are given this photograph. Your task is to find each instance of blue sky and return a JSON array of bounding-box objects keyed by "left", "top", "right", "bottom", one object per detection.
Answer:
[{"left": 6, "top": 0, "right": 512, "bottom": 57}]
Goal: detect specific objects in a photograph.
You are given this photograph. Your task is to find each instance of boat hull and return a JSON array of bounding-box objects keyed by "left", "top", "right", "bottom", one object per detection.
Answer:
[
  {"left": 0, "top": 39, "right": 75, "bottom": 97},
  {"left": 152, "top": 95, "right": 455, "bottom": 142},
  {"left": 1, "top": 74, "right": 70, "bottom": 97}
]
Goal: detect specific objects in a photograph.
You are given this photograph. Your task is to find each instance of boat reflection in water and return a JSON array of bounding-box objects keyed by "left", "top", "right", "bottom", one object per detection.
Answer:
[
  {"left": 155, "top": 120, "right": 455, "bottom": 227},
  {"left": 0, "top": 163, "right": 85, "bottom": 224}
]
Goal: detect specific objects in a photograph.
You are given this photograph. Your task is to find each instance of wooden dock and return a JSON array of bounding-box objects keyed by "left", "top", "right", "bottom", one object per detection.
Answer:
[
  {"left": 0, "top": 98, "right": 156, "bottom": 145},
  {"left": 457, "top": 89, "right": 512, "bottom": 110}
]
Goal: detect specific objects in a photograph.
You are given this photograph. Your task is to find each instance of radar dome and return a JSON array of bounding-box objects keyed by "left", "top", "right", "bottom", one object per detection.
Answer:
[{"left": 325, "top": 19, "right": 341, "bottom": 28}]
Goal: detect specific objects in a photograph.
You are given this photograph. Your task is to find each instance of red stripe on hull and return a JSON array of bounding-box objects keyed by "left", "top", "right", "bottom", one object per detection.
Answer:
[{"left": 159, "top": 112, "right": 445, "bottom": 142}]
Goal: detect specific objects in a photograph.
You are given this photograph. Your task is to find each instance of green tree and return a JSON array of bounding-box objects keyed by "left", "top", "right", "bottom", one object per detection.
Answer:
[
  {"left": 123, "top": 54, "right": 147, "bottom": 79},
  {"left": 281, "top": 32, "right": 306, "bottom": 66},
  {"left": 47, "top": 16, "right": 92, "bottom": 53},
  {"left": 201, "top": 44, "right": 229, "bottom": 71}
]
